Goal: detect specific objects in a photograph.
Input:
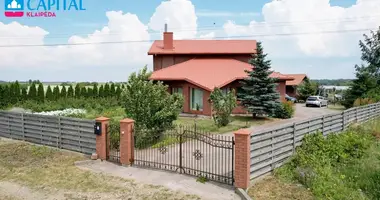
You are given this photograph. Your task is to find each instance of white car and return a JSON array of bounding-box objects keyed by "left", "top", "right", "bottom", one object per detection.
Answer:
[{"left": 306, "top": 96, "right": 328, "bottom": 107}]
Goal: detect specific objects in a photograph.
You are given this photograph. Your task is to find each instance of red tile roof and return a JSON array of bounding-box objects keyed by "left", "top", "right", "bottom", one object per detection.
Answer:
[
  {"left": 148, "top": 40, "right": 257, "bottom": 55},
  {"left": 285, "top": 74, "right": 308, "bottom": 86},
  {"left": 150, "top": 58, "right": 294, "bottom": 91}
]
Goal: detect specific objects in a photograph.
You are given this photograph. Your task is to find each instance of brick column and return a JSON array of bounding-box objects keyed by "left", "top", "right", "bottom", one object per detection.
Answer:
[
  {"left": 95, "top": 117, "right": 110, "bottom": 161},
  {"left": 234, "top": 129, "right": 251, "bottom": 189},
  {"left": 120, "top": 118, "right": 135, "bottom": 166}
]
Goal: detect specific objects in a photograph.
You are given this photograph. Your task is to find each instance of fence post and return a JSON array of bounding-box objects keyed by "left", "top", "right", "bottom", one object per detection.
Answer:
[
  {"left": 234, "top": 129, "right": 251, "bottom": 190},
  {"left": 21, "top": 113, "right": 25, "bottom": 141},
  {"left": 95, "top": 117, "right": 110, "bottom": 161},
  {"left": 342, "top": 111, "right": 346, "bottom": 130},
  {"left": 322, "top": 115, "right": 325, "bottom": 135},
  {"left": 119, "top": 118, "right": 135, "bottom": 166},
  {"left": 355, "top": 107, "right": 359, "bottom": 123}
]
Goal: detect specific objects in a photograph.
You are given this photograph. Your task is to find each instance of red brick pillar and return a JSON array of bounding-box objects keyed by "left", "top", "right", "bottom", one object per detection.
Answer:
[
  {"left": 234, "top": 129, "right": 251, "bottom": 189},
  {"left": 120, "top": 118, "right": 135, "bottom": 166},
  {"left": 95, "top": 117, "right": 110, "bottom": 161}
]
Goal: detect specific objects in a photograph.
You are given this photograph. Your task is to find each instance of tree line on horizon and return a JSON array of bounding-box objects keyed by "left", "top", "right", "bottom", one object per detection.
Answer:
[{"left": 0, "top": 81, "right": 123, "bottom": 109}]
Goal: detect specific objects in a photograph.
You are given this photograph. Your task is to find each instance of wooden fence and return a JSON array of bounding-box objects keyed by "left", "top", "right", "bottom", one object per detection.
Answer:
[
  {"left": 0, "top": 111, "right": 96, "bottom": 155},
  {"left": 250, "top": 102, "right": 380, "bottom": 179}
]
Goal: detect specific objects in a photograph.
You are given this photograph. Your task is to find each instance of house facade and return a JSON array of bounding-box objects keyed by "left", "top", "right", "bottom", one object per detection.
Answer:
[
  {"left": 148, "top": 31, "right": 294, "bottom": 116},
  {"left": 285, "top": 74, "right": 308, "bottom": 98}
]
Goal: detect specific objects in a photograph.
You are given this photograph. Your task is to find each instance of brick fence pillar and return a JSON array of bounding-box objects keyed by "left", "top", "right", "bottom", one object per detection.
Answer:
[
  {"left": 120, "top": 118, "right": 135, "bottom": 166},
  {"left": 234, "top": 129, "right": 251, "bottom": 189},
  {"left": 95, "top": 117, "right": 110, "bottom": 160}
]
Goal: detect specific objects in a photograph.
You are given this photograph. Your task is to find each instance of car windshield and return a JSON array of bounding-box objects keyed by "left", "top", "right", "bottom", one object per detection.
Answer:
[{"left": 307, "top": 97, "right": 317, "bottom": 101}]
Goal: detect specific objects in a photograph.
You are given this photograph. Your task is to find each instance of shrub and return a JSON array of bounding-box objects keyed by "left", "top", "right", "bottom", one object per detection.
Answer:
[
  {"left": 273, "top": 101, "right": 295, "bottom": 119},
  {"left": 353, "top": 97, "right": 375, "bottom": 107},
  {"left": 209, "top": 88, "right": 237, "bottom": 127}
]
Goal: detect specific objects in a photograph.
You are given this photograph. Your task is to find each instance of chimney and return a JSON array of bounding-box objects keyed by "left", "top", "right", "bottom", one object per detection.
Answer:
[{"left": 163, "top": 23, "right": 173, "bottom": 50}]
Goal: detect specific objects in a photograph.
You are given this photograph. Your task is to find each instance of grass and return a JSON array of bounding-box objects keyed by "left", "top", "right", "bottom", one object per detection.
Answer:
[
  {"left": 272, "top": 119, "right": 380, "bottom": 200},
  {"left": 328, "top": 103, "right": 346, "bottom": 111},
  {"left": 0, "top": 139, "right": 200, "bottom": 200},
  {"left": 248, "top": 176, "right": 313, "bottom": 200},
  {"left": 174, "top": 116, "right": 271, "bottom": 133}
]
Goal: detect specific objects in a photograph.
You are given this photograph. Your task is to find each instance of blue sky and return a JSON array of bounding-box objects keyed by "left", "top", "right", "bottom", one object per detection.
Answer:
[{"left": 0, "top": 0, "right": 378, "bottom": 81}]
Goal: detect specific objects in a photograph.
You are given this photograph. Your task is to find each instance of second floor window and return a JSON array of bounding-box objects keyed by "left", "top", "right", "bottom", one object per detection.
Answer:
[{"left": 172, "top": 87, "right": 183, "bottom": 95}]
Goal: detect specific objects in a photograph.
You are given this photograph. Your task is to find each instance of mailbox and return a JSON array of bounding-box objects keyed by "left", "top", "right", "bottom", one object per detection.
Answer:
[{"left": 94, "top": 122, "right": 102, "bottom": 135}]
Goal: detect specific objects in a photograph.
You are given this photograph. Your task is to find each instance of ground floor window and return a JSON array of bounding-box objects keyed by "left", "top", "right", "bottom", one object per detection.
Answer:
[{"left": 190, "top": 88, "right": 203, "bottom": 111}]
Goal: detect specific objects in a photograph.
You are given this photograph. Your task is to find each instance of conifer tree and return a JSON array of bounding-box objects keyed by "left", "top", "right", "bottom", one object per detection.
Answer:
[
  {"left": 21, "top": 87, "right": 28, "bottom": 101},
  {"left": 99, "top": 85, "right": 104, "bottom": 98},
  {"left": 92, "top": 84, "right": 98, "bottom": 97},
  {"left": 74, "top": 84, "right": 81, "bottom": 98},
  {"left": 238, "top": 42, "right": 280, "bottom": 117},
  {"left": 37, "top": 83, "right": 45, "bottom": 102},
  {"left": 87, "top": 88, "right": 93, "bottom": 98},
  {"left": 46, "top": 86, "right": 53, "bottom": 101},
  {"left": 53, "top": 86, "right": 60, "bottom": 101},
  {"left": 67, "top": 85, "right": 74, "bottom": 98},
  {"left": 110, "top": 83, "right": 116, "bottom": 97},
  {"left": 28, "top": 83, "right": 37, "bottom": 101},
  {"left": 61, "top": 86, "right": 67, "bottom": 98},
  {"left": 0, "top": 85, "right": 6, "bottom": 108},
  {"left": 116, "top": 86, "right": 122, "bottom": 99},
  {"left": 14, "top": 81, "right": 21, "bottom": 102},
  {"left": 81, "top": 87, "right": 88, "bottom": 98},
  {"left": 104, "top": 83, "right": 110, "bottom": 98}
]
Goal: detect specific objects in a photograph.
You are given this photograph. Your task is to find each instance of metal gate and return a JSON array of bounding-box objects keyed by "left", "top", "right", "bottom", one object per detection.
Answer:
[
  {"left": 132, "top": 126, "right": 235, "bottom": 185},
  {"left": 106, "top": 123, "right": 120, "bottom": 163}
]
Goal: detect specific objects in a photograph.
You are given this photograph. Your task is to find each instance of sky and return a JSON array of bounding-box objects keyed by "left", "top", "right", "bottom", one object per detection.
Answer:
[{"left": 0, "top": 0, "right": 379, "bottom": 82}]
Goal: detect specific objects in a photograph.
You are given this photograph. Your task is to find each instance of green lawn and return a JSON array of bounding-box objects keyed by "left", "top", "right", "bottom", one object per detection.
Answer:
[
  {"left": 328, "top": 104, "right": 346, "bottom": 111},
  {"left": 174, "top": 116, "right": 272, "bottom": 133}
]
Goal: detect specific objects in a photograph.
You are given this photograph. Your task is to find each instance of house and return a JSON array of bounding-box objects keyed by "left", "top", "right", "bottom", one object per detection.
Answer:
[
  {"left": 148, "top": 30, "right": 294, "bottom": 116},
  {"left": 285, "top": 74, "right": 308, "bottom": 98}
]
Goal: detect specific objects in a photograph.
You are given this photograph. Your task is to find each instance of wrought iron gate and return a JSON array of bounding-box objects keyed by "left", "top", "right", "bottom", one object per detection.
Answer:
[
  {"left": 106, "top": 123, "right": 120, "bottom": 163},
  {"left": 132, "top": 126, "right": 235, "bottom": 185}
]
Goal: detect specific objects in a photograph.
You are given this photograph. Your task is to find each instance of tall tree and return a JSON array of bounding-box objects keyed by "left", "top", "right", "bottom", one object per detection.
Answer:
[
  {"left": 46, "top": 85, "right": 53, "bottom": 101},
  {"left": 110, "top": 83, "right": 116, "bottom": 97},
  {"left": 74, "top": 84, "right": 81, "bottom": 98},
  {"left": 0, "top": 85, "right": 6, "bottom": 108},
  {"left": 67, "top": 85, "right": 74, "bottom": 98},
  {"left": 14, "top": 81, "right": 21, "bottom": 102},
  {"left": 297, "top": 78, "right": 318, "bottom": 101},
  {"left": 104, "top": 83, "right": 110, "bottom": 98},
  {"left": 99, "top": 85, "right": 104, "bottom": 98},
  {"left": 28, "top": 83, "right": 37, "bottom": 101},
  {"left": 343, "top": 27, "right": 380, "bottom": 108},
  {"left": 92, "top": 84, "right": 99, "bottom": 97},
  {"left": 116, "top": 86, "right": 122, "bottom": 99},
  {"left": 37, "top": 83, "right": 45, "bottom": 102},
  {"left": 238, "top": 42, "right": 280, "bottom": 117},
  {"left": 81, "top": 87, "right": 88, "bottom": 98},
  {"left": 53, "top": 86, "right": 60, "bottom": 101},
  {"left": 21, "top": 87, "right": 28, "bottom": 101},
  {"left": 87, "top": 88, "right": 93, "bottom": 98},
  {"left": 61, "top": 86, "right": 67, "bottom": 98}
]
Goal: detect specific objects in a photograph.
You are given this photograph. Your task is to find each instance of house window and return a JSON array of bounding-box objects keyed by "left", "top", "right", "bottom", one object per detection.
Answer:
[
  {"left": 190, "top": 88, "right": 203, "bottom": 111},
  {"left": 172, "top": 87, "right": 183, "bottom": 95}
]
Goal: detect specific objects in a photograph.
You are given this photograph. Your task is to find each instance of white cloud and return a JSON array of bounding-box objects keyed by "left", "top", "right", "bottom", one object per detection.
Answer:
[
  {"left": 196, "top": 10, "right": 259, "bottom": 17},
  {"left": 149, "top": 0, "right": 197, "bottom": 39},
  {"left": 199, "top": 32, "right": 215, "bottom": 39},
  {"left": 223, "top": 0, "right": 380, "bottom": 57}
]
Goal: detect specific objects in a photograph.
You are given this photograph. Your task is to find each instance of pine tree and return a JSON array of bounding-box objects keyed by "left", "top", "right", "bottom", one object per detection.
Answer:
[
  {"left": 21, "top": 87, "right": 28, "bottom": 101},
  {"left": 104, "top": 83, "right": 110, "bottom": 98},
  {"left": 2, "top": 85, "right": 10, "bottom": 106},
  {"left": 46, "top": 86, "right": 53, "bottom": 101},
  {"left": 9, "top": 83, "right": 17, "bottom": 104},
  {"left": 99, "top": 85, "right": 104, "bottom": 98},
  {"left": 37, "top": 83, "right": 45, "bottom": 102},
  {"left": 53, "top": 86, "right": 60, "bottom": 101},
  {"left": 110, "top": 83, "right": 116, "bottom": 97},
  {"left": 28, "top": 83, "right": 37, "bottom": 101},
  {"left": 92, "top": 84, "right": 98, "bottom": 97},
  {"left": 61, "top": 86, "right": 67, "bottom": 98},
  {"left": 116, "top": 86, "right": 122, "bottom": 99},
  {"left": 87, "top": 88, "right": 93, "bottom": 98},
  {"left": 14, "top": 81, "right": 21, "bottom": 102},
  {"left": 67, "top": 85, "right": 74, "bottom": 98},
  {"left": 81, "top": 87, "right": 88, "bottom": 98},
  {"left": 74, "top": 84, "right": 81, "bottom": 98},
  {"left": 0, "top": 85, "right": 6, "bottom": 108},
  {"left": 238, "top": 42, "right": 280, "bottom": 117}
]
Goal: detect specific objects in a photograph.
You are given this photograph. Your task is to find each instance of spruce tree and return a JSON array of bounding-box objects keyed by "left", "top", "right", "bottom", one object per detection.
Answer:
[
  {"left": 92, "top": 84, "right": 98, "bottom": 97},
  {"left": 0, "top": 85, "right": 6, "bottom": 108},
  {"left": 3, "top": 85, "right": 10, "bottom": 106},
  {"left": 74, "top": 84, "right": 81, "bottom": 98},
  {"left": 61, "top": 86, "right": 67, "bottom": 98},
  {"left": 81, "top": 87, "right": 88, "bottom": 98},
  {"left": 110, "top": 83, "right": 116, "bottom": 97},
  {"left": 116, "top": 86, "right": 122, "bottom": 99},
  {"left": 28, "top": 83, "right": 37, "bottom": 101},
  {"left": 87, "top": 88, "right": 93, "bottom": 98},
  {"left": 238, "top": 42, "right": 280, "bottom": 117},
  {"left": 14, "top": 81, "right": 21, "bottom": 102},
  {"left": 9, "top": 83, "right": 17, "bottom": 104},
  {"left": 104, "top": 83, "right": 110, "bottom": 98},
  {"left": 67, "top": 85, "right": 74, "bottom": 98},
  {"left": 46, "top": 86, "right": 53, "bottom": 101},
  {"left": 99, "top": 85, "right": 104, "bottom": 98},
  {"left": 21, "top": 87, "right": 28, "bottom": 101},
  {"left": 37, "top": 83, "right": 45, "bottom": 102},
  {"left": 53, "top": 86, "right": 60, "bottom": 101}
]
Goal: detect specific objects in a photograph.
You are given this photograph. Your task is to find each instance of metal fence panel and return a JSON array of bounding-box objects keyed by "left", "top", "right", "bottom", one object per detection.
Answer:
[
  {"left": 0, "top": 111, "right": 96, "bottom": 155},
  {"left": 250, "top": 102, "right": 380, "bottom": 180}
]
